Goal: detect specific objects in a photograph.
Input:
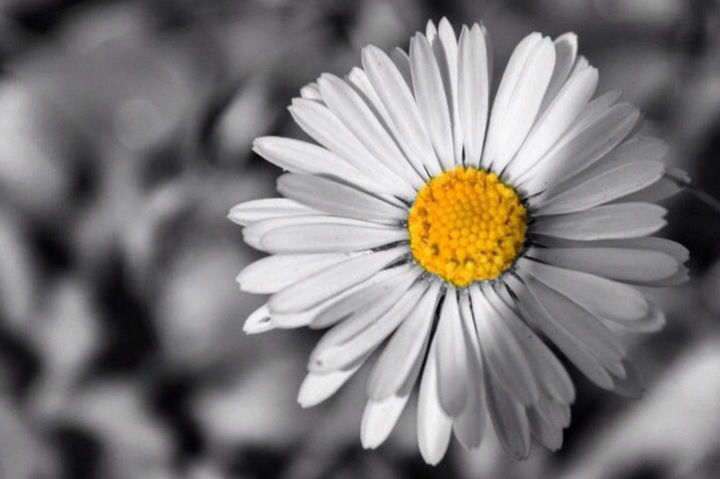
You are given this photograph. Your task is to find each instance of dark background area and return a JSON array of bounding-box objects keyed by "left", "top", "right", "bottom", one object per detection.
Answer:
[{"left": 0, "top": 0, "right": 719, "bottom": 478}]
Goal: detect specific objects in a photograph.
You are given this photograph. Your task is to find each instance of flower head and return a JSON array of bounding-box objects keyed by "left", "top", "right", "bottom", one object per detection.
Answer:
[{"left": 229, "top": 18, "right": 688, "bottom": 464}]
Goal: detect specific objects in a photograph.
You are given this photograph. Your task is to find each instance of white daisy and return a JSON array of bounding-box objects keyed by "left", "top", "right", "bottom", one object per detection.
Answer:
[{"left": 229, "top": 18, "right": 689, "bottom": 464}]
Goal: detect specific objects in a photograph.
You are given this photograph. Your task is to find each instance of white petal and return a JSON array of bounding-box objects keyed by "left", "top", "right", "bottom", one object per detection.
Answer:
[
  {"left": 519, "top": 103, "right": 640, "bottom": 194},
  {"left": 237, "top": 253, "right": 355, "bottom": 294},
  {"left": 433, "top": 18, "right": 464, "bottom": 165},
  {"left": 426, "top": 19, "right": 437, "bottom": 42},
  {"left": 618, "top": 176, "right": 683, "bottom": 203},
  {"left": 517, "top": 273, "right": 627, "bottom": 376},
  {"left": 485, "top": 368, "right": 531, "bottom": 460},
  {"left": 317, "top": 74, "right": 425, "bottom": 188},
  {"left": 366, "top": 280, "right": 442, "bottom": 399},
  {"left": 273, "top": 265, "right": 413, "bottom": 329},
  {"left": 506, "top": 276, "right": 615, "bottom": 389},
  {"left": 312, "top": 265, "right": 420, "bottom": 343},
  {"left": 528, "top": 406, "right": 563, "bottom": 451},
  {"left": 277, "top": 173, "right": 407, "bottom": 224},
  {"left": 410, "top": 34, "right": 454, "bottom": 170},
  {"left": 486, "top": 285, "right": 575, "bottom": 404},
  {"left": 518, "top": 257, "right": 648, "bottom": 322},
  {"left": 606, "top": 301, "right": 666, "bottom": 334},
  {"left": 297, "top": 356, "right": 367, "bottom": 408},
  {"left": 539, "top": 32, "right": 578, "bottom": 112},
  {"left": 470, "top": 285, "right": 539, "bottom": 405},
  {"left": 361, "top": 395, "right": 410, "bottom": 449},
  {"left": 417, "top": 339, "right": 453, "bottom": 465},
  {"left": 243, "top": 304, "right": 274, "bottom": 334},
  {"left": 244, "top": 215, "right": 378, "bottom": 250},
  {"left": 482, "top": 32, "right": 541, "bottom": 167},
  {"left": 252, "top": 136, "right": 381, "bottom": 194},
  {"left": 308, "top": 281, "right": 428, "bottom": 373},
  {"left": 544, "top": 137, "right": 668, "bottom": 196},
  {"left": 452, "top": 291, "right": 487, "bottom": 449},
  {"left": 289, "top": 98, "right": 414, "bottom": 199},
  {"left": 269, "top": 246, "right": 408, "bottom": 313},
  {"left": 527, "top": 246, "right": 679, "bottom": 283},
  {"left": 611, "top": 360, "right": 644, "bottom": 398},
  {"left": 532, "top": 235, "right": 689, "bottom": 263},
  {"left": 507, "top": 65, "right": 598, "bottom": 181},
  {"left": 390, "top": 47, "right": 412, "bottom": 88},
  {"left": 435, "top": 286, "right": 469, "bottom": 416},
  {"left": 534, "top": 393, "right": 571, "bottom": 429},
  {"left": 535, "top": 160, "right": 665, "bottom": 215},
  {"left": 300, "top": 82, "right": 322, "bottom": 101},
  {"left": 260, "top": 222, "right": 406, "bottom": 254},
  {"left": 532, "top": 203, "right": 667, "bottom": 241},
  {"left": 457, "top": 24, "right": 490, "bottom": 167},
  {"left": 228, "top": 198, "right": 316, "bottom": 226},
  {"left": 484, "top": 35, "right": 556, "bottom": 173},
  {"left": 362, "top": 45, "right": 442, "bottom": 176}
]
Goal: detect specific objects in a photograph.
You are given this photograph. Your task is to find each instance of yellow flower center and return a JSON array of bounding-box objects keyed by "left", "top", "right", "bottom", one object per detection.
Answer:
[{"left": 407, "top": 166, "right": 527, "bottom": 286}]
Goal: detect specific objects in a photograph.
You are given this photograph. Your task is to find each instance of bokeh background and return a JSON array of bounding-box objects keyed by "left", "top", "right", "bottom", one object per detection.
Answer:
[{"left": 0, "top": 0, "right": 719, "bottom": 478}]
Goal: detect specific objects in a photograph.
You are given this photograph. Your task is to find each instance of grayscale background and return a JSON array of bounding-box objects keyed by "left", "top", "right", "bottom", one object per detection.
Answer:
[{"left": 0, "top": 0, "right": 719, "bottom": 478}]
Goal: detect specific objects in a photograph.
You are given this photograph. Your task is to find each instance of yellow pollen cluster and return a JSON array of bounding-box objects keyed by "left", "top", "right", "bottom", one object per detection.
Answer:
[{"left": 407, "top": 166, "right": 527, "bottom": 286}]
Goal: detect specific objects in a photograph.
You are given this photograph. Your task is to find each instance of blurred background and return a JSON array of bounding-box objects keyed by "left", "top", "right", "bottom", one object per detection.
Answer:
[{"left": 0, "top": 0, "right": 719, "bottom": 478}]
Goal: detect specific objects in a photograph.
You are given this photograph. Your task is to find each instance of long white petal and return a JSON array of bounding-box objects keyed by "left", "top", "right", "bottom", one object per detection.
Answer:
[
  {"left": 457, "top": 24, "right": 490, "bottom": 167},
  {"left": 528, "top": 406, "right": 563, "bottom": 452},
  {"left": 410, "top": 34, "right": 454, "bottom": 170},
  {"left": 535, "top": 160, "right": 665, "bottom": 215},
  {"left": 260, "top": 222, "right": 406, "bottom": 254},
  {"left": 243, "top": 304, "right": 274, "bottom": 334},
  {"left": 237, "top": 253, "right": 355, "bottom": 294},
  {"left": 505, "top": 275, "right": 615, "bottom": 389},
  {"left": 317, "top": 74, "right": 425, "bottom": 188},
  {"left": 482, "top": 32, "right": 542, "bottom": 169},
  {"left": 434, "top": 286, "right": 469, "bottom": 416},
  {"left": 297, "top": 355, "right": 368, "bottom": 408},
  {"left": 362, "top": 45, "right": 442, "bottom": 175},
  {"left": 452, "top": 290, "right": 487, "bottom": 449},
  {"left": 532, "top": 203, "right": 667, "bottom": 241},
  {"left": 289, "top": 97, "right": 414, "bottom": 199},
  {"left": 313, "top": 265, "right": 420, "bottom": 345},
  {"left": 618, "top": 176, "right": 683, "bottom": 203},
  {"left": 507, "top": 65, "right": 598, "bottom": 181},
  {"left": 417, "top": 339, "right": 453, "bottom": 465},
  {"left": 485, "top": 368, "right": 531, "bottom": 460},
  {"left": 273, "top": 265, "right": 414, "bottom": 329},
  {"left": 484, "top": 35, "right": 556, "bottom": 173},
  {"left": 277, "top": 173, "right": 407, "bottom": 224},
  {"left": 308, "top": 281, "right": 428, "bottom": 373},
  {"left": 432, "top": 18, "right": 463, "bottom": 165},
  {"left": 527, "top": 246, "right": 679, "bottom": 283},
  {"left": 299, "top": 82, "right": 322, "bottom": 101},
  {"left": 518, "top": 257, "right": 649, "bottom": 322},
  {"left": 543, "top": 137, "right": 668, "bottom": 196},
  {"left": 519, "top": 103, "right": 640, "bottom": 194},
  {"left": 539, "top": 32, "right": 578, "bottom": 112},
  {"left": 244, "top": 215, "right": 381, "bottom": 250},
  {"left": 470, "top": 285, "right": 539, "bottom": 405},
  {"left": 269, "top": 246, "right": 408, "bottom": 313},
  {"left": 532, "top": 235, "right": 688, "bottom": 264},
  {"left": 366, "top": 280, "right": 442, "bottom": 399},
  {"left": 361, "top": 395, "right": 411, "bottom": 449},
  {"left": 252, "top": 136, "right": 380, "bottom": 194},
  {"left": 228, "top": 198, "right": 317, "bottom": 226},
  {"left": 486, "top": 284, "right": 575, "bottom": 404},
  {"left": 517, "top": 273, "right": 627, "bottom": 376}
]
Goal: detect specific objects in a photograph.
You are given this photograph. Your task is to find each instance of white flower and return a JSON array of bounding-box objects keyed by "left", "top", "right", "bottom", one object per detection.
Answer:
[{"left": 229, "top": 18, "right": 688, "bottom": 464}]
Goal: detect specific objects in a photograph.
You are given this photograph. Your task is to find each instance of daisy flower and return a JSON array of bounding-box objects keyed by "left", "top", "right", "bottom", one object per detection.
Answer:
[{"left": 229, "top": 18, "right": 689, "bottom": 464}]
